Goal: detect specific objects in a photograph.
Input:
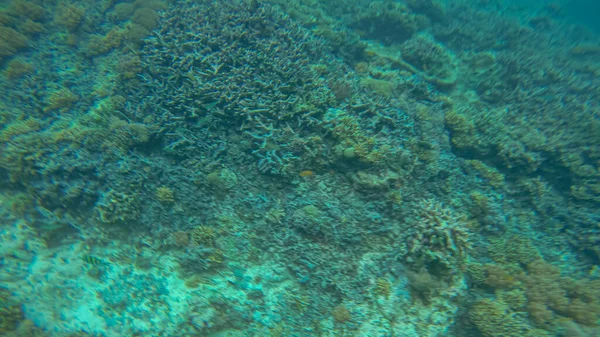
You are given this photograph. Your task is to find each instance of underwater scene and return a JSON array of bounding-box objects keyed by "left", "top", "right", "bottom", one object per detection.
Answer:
[{"left": 1, "top": 0, "right": 599, "bottom": 336}]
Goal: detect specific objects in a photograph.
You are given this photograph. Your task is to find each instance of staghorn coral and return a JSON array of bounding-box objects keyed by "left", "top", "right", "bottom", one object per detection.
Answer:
[
  {"left": 488, "top": 234, "right": 542, "bottom": 266},
  {"left": 0, "top": 116, "right": 41, "bottom": 143},
  {"left": 473, "top": 256, "right": 600, "bottom": 331},
  {"left": 16, "top": 19, "right": 45, "bottom": 36},
  {"left": 497, "top": 288, "right": 528, "bottom": 312},
  {"left": 484, "top": 264, "right": 521, "bottom": 289},
  {"left": 443, "top": 104, "right": 542, "bottom": 172},
  {"left": 127, "top": 0, "right": 343, "bottom": 173}
]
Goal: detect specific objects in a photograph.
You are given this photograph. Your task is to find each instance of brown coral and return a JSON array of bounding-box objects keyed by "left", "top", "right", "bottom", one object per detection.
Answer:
[
  {"left": 190, "top": 226, "right": 218, "bottom": 246},
  {"left": 6, "top": 0, "right": 46, "bottom": 21},
  {"left": 470, "top": 298, "right": 531, "bottom": 337},
  {"left": 2, "top": 58, "right": 34, "bottom": 79},
  {"left": 55, "top": 3, "right": 85, "bottom": 31},
  {"left": 331, "top": 305, "right": 352, "bottom": 323},
  {"left": 44, "top": 88, "right": 78, "bottom": 112},
  {"left": 155, "top": 186, "right": 175, "bottom": 204},
  {"left": 132, "top": 8, "right": 159, "bottom": 30},
  {"left": 0, "top": 27, "right": 29, "bottom": 61}
]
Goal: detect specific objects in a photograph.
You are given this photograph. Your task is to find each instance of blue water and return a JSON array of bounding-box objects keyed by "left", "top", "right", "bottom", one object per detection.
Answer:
[{"left": 565, "top": 0, "right": 600, "bottom": 32}]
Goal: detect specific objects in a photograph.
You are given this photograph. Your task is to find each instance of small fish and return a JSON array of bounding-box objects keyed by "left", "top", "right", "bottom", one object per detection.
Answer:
[
  {"left": 299, "top": 170, "right": 314, "bottom": 177},
  {"left": 81, "top": 255, "right": 106, "bottom": 266}
]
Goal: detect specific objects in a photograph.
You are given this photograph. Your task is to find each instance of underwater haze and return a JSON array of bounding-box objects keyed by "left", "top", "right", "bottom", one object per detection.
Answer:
[
  {"left": 564, "top": 0, "right": 600, "bottom": 32},
  {"left": 1, "top": 0, "right": 600, "bottom": 336}
]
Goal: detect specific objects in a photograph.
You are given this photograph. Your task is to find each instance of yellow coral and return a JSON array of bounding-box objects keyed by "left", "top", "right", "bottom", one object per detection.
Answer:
[
  {"left": 466, "top": 159, "right": 505, "bottom": 188},
  {"left": 2, "top": 58, "right": 34, "bottom": 79},
  {"left": 190, "top": 226, "right": 218, "bottom": 246},
  {"left": 470, "top": 298, "right": 531, "bottom": 337},
  {"left": 155, "top": 186, "right": 175, "bottom": 204},
  {"left": 0, "top": 118, "right": 40, "bottom": 143},
  {"left": 374, "top": 278, "right": 391, "bottom": 299},
  {"left": 45, "top": 88, "right": 78, "bottom": 112},
  {"left": 331, "top": 305, "right": 351, "bottom": 323},
  {"left": 497, "top": 288, "right": 527, "bottom": 311},
  {"left": 55, "top": 3, "right": 85, "bottom": 31}
]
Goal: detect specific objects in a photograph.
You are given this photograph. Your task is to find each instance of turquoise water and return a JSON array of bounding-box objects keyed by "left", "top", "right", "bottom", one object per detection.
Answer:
[
  {"left": 1, "top": 0, "right": 599, "bottom": 336},
  {"left": 565, "top": 0, "right": 600, "bottom": 32}
]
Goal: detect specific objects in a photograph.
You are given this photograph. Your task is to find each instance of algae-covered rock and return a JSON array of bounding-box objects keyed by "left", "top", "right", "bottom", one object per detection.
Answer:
[{"left": 207, "top": 168, "right": 238, "bottom": 192}]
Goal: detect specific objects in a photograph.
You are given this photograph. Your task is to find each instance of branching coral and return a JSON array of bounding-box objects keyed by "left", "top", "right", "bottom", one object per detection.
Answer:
[
  {"left": 523, "top": 261, "right": 600, "bottom": 327},
  {"left": 128, "top": 0, "right": 342, "bottom": 172},
  {"left": 405, "top": 199, "right": 470, "bottom": 270},
  {"left": 96, "top": 189, "right": 141, "bottom": 225}
]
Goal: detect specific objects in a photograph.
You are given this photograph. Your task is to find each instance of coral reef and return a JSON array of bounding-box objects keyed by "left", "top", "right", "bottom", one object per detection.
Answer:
[{"left": 0, "top": 0, "right": 599, "bottom": 336}]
